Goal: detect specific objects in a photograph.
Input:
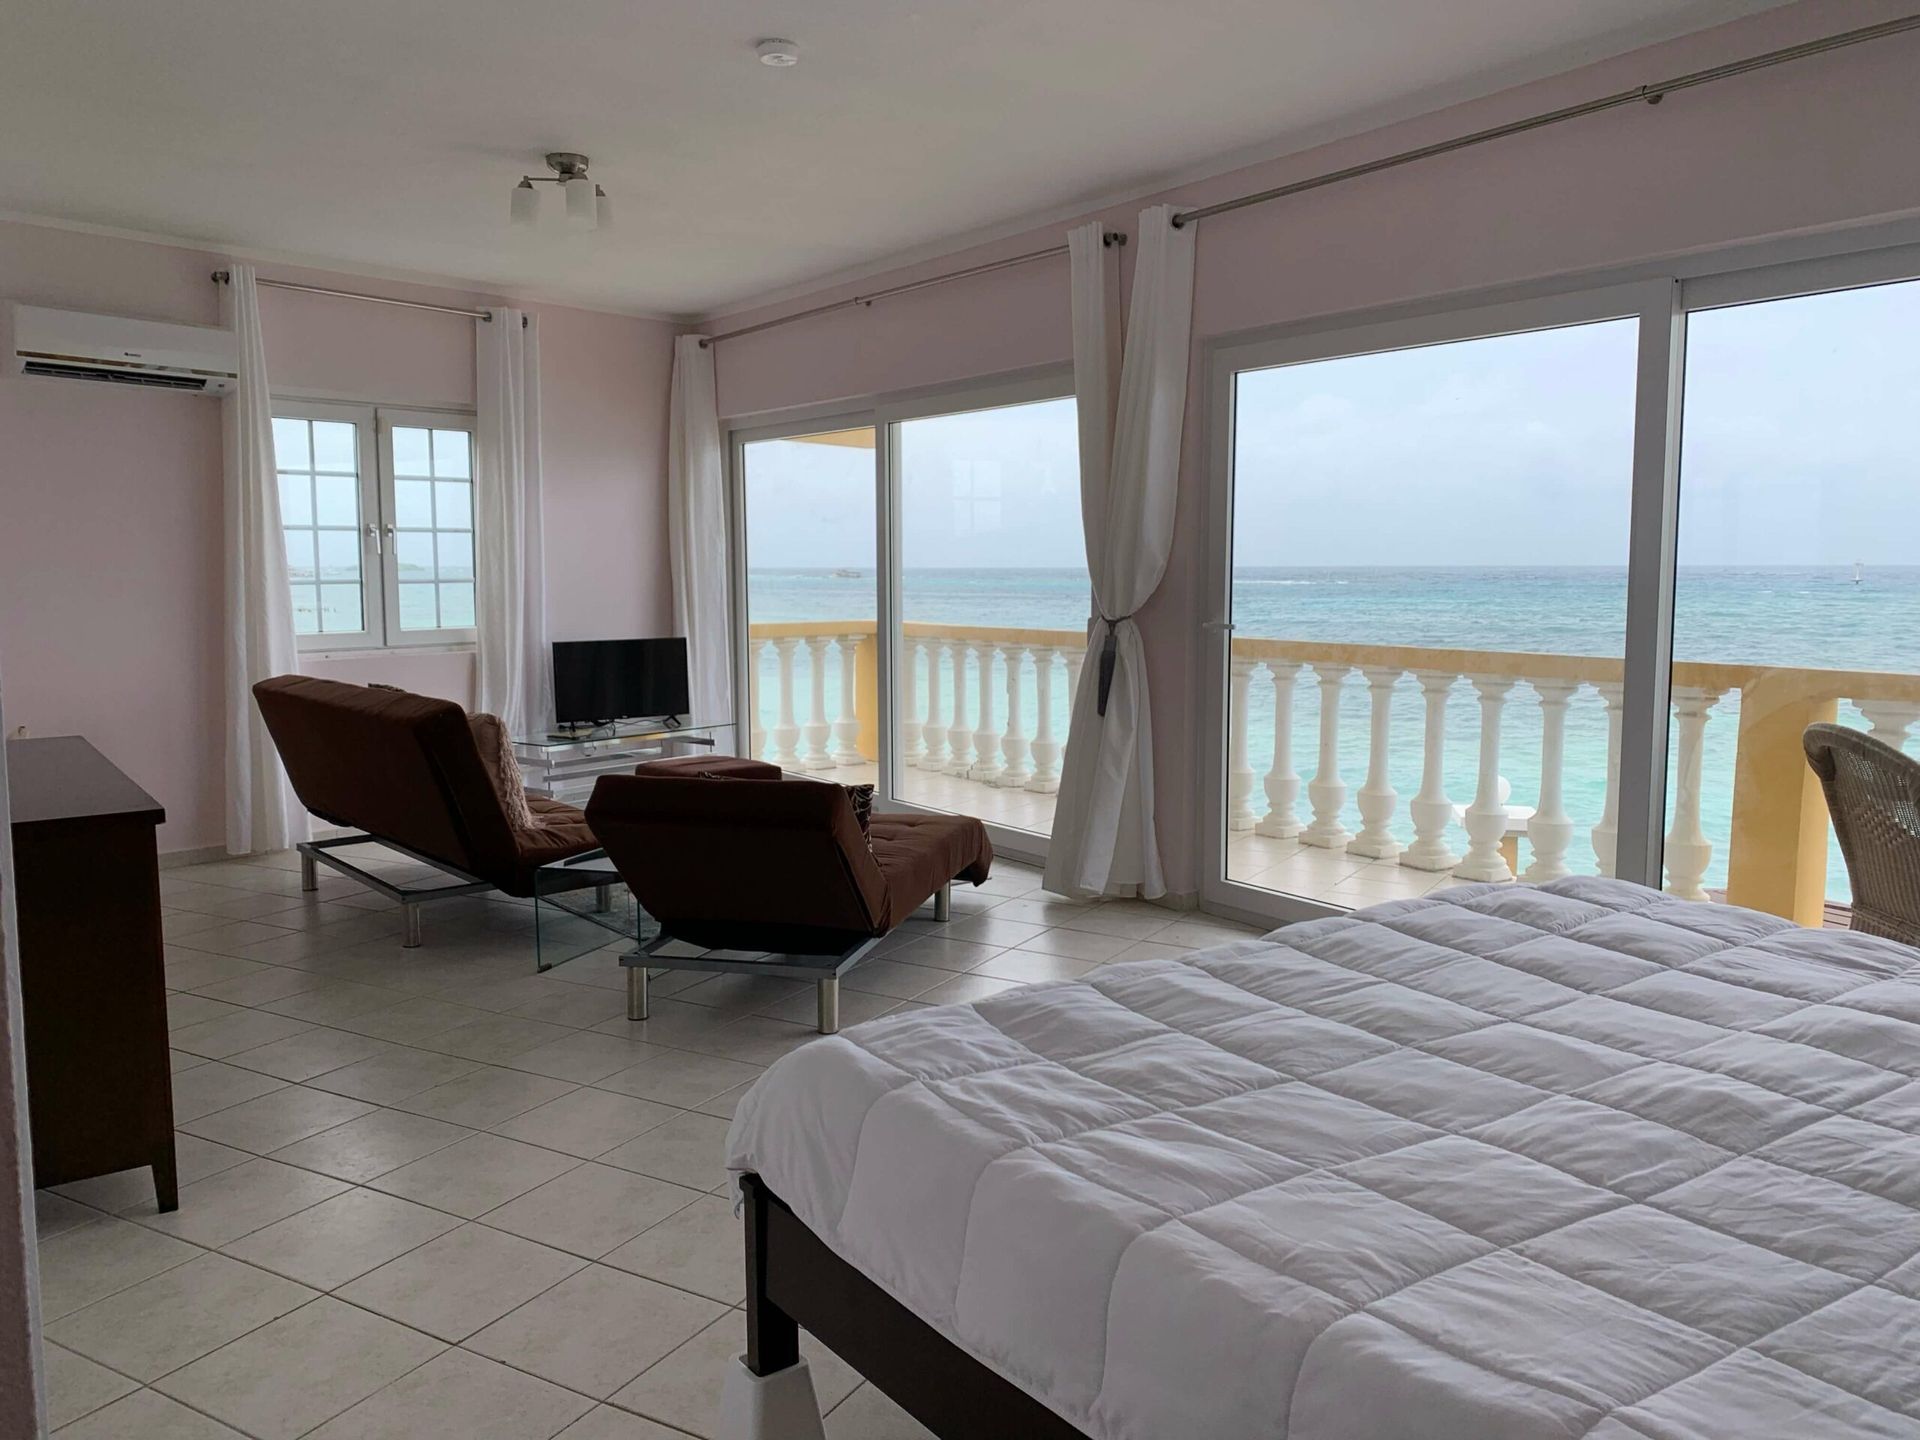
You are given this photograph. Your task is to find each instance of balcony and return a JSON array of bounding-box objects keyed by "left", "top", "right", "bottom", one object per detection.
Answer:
[{"left": 747, "top": 619, "right": 1920, "bottom": 923}]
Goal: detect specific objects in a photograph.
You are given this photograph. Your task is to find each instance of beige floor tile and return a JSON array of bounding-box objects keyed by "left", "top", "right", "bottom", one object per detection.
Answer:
[
  {"left": 269, "top": 1108, "right": 474, "bottom": 1183},
  {"left": 502, "top": 1032, "right": 662, "bottom": 1084},
  {"left": 43, "top": 1341, "right": 139, "bottom": 1429},
  {"left": 303, "top": 1044, "right": 485, "bottom": 1105},
  {"left": 599, "top": 1195, "right": 742, "bottom": 1305},
  {"left": 156, "top": 1297, "right": 443, "bottom": 1440},
  {"left": 1103, "top": 940, "right": 1194, "bottom": 964},
  {"left": 1051, "top": 905, "right": 1185, "bottom": 940},
  {"left": 170, "top": 1009, "right": 314, "bottom": 1061},
  {"left": 141, "top": 1157, "right": 349, "bottom": 1248},
  {"left": 911, "top": 973, "right": 1025, "bottom": 1006},
  {"left": 369, "top": 1133, "right": 580, "bottom": 1218},
  {"left": 491, "top": 1088, "right": 678, "bottom": 1159},
  {"left": 34, "top": 1190, "right": 100, "bottom": 1240},
  {"left": 36, "top": 1217, "right": 201, "bottom": 1321},
  {"left": 838, "top": 960, "right": 953, "bottom": 1001},
  {"left": 166, "top": 993, "right": 245, "bottom": 1033},
  {"left": 690, "top": 1082, "right": 757, "bottom": 1121},
  {"left": 759, "top": 987, "right": 899, "bottom": 1029},
  {"left": 972, "top": 949, "right": 1100, "bottom": 984},
  {"left": 395, "top": 1066, "right": 579, "bottom": 1128},
  {"left": 168, "top": 1061, "right": 290, "bottom": 1122},
  {"left": 167, "top": 919, "right": 303, "bottom": 960},
  {"left": 420, "top": 1013, "right": 579, "bottom": 1064},
  {"left": 594, "top": 1051, "right": 764, "bottom": 1110},
  {"left": 874, "top": 934, "right": 1007, "bottom": 973},
  {"left": 338, "top": 1222, "right": 584, "bottom": 1342},
  {"left": 480, "top": 1164, "right": 706, "bottom": 1259},
  {"left": 586, "top": 998, "right": 740, "bottom": 1050},
  {"left": 190, "top": 965, "right": 332, "bottom": 1008},
  {"left": 54, "top": 1387, "right": 250, "bottom": 1439},
  {"left": 223, "top": 1188, "right": 462, "bottom": 1290},
  {"left": 688, "top": 1015, "right": 817, "bottom": 1067},
  {"left": 56, "top": 1135, "right": 249, "bottom": 1216},
  {"left": 180, "top": 1085, "right": 377, "bottom": 1154},
  {"left": 47, "top": 1251, "right": 316, "bottom": 1381},
  {"left": 507, "top": 983, "right": 633, "bottom": 1029},
  {"left": 332, "top": 996, "right": 495, "bottom": 1045},
  {"left": 595, "top": 1112, "right": 732, "bottom": 1192},
  {"left": 165, "top": 951, "right": 270, "bottom": 992},
  {"left": 225, "top": 1025, "right": 396, "bottom": 1082},
  {"left": 1152, "top": 917, "right": 1265, "bottom": 947},
  {"left": 554, "top": 1407, "right": 692, "bottom": 1440},
  {"left": 825, "top": 1383, "right": 939, "bottom": 1440},
  {"left": 939, "top": 914, "right": 1048, "bottom": 949},
  {"left": 307, "top": 1347, "right": 593, "bottom": 1440},
  {"left": 1007, "top": 926, "right": 1133, "bottom": 962},
  {"left": 468, "top": 1264, "right": 725, "bottom": 1398}
]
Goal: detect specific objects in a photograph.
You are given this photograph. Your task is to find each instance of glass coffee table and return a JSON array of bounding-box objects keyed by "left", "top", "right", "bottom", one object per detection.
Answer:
[{"left": 532, "top": 849, "right": 659, "bottom": 972}]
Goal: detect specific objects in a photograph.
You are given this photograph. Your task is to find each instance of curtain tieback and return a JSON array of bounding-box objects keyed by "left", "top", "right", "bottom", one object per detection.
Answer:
[{"left": 1094, "top": 612, "right": 1135, "bottom": 716}]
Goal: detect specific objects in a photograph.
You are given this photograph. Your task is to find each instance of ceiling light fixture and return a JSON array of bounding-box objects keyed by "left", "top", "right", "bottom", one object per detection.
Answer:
[
  {"left": 755, "top": 38, "right": 799, "bottom": 67},
  {"left": 509, "top": 152, "right": 612, "bottom": 230}
]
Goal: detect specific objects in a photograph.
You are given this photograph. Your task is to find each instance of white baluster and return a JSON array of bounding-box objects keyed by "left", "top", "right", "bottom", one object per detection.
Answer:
[
  {"left": 1859, "top": 698, "right": 1920, "bottom": 752},
  {"left": 800, "top": 635, "right": 834, "bottom": 770},
  {"left": 1256, "top": 661, "right": 1302, "bottom": 839},
  {"left": 999, "top": 646, "right": 1032, "bottom": 786},
  {"left": 946, "top": 641, "right": 973, "bottom": 777},
  {"left": 830, "top": 634, "right": 864, "bottom": 766},
  {"left": 1065, "top": 650, "right": 1084, "bottom": 716},
  {"left": 1664, "top": 686, "right": 1723, "bottom": 901},
  {"left": 1457, "top": 676, "right": 1516, "bottom": 882},
  {"left": 748, "top": 638, "right": 768, "bottom": 763},
  {"left": 1226, "top": 657, "right": 1257, "bottom": 831},
  {"left": 972, "top": 642, "right": 1003, "bottom": 781},
  {"left": 920, "top": 640, "right": 948, "bottom": 770},
  {"left": 1522, "top": 680, "right": 1578, "bottom": 882},
  {"left": 1027, "top": 647, "right": 1061, "bottom": 793},
  {"left": 900, "top": 638, "right": 925, "bottom": 768},
  {"left": 1348, "top": 667, "right": 1403, "bottom": 860},
  {"left": 1401, "top": 671, "right": 1458, "bottom": 871},
  {"left": 770, "top": 637, "right": 800, "bottom": 766},
  {"left": 1590, "top": 680, "right": 1624, "bottom": 877},
  {"left": 1302, "top": 665, "right": 1353, "bottom": 849}
]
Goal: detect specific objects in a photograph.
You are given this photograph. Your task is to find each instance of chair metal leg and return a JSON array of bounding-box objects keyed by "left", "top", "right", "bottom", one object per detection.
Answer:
[
  {"left": 593, "top": 883, "right": 613, "bottom": 914},
  {"left": 627, "top": 964, "right": 649, "bottom": 1021},
  {"left": 300, "top": 852, "right": 318, "bottom": 892},
  {"left": 817, "top": 976, "right": 840, "bottom": 1034},
  {"left": 933, "top": 881, "right": 952, "bottom": 923},
  {"left": 402, "top": 901, "right": 422, "bottom": 949}
]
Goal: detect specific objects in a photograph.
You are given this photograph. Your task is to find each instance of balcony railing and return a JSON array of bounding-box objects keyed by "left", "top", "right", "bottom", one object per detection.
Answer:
[{"left": 746, "top": 619, "right": 1920, "bottom": 925}]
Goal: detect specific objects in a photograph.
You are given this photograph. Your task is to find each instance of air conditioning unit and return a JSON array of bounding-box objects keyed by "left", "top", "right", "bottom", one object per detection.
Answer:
[{"left": 9, "top": 303, "right": 239, "bottom": 395}]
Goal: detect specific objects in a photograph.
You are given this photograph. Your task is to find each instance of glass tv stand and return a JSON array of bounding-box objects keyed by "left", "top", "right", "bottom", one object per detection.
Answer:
[{"left": 511, "top": 720, "right": 731, "bottom": 803}]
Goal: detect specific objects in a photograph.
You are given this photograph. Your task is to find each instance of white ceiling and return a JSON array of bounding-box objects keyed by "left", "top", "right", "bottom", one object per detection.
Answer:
[{"left": 0, "top": 0, "right": 1788, "bottom": 317}]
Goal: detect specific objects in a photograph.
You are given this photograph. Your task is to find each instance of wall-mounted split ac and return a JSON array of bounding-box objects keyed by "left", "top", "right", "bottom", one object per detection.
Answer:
[{"left": 9, "top": 303, "right": 238, "bottom": 395}]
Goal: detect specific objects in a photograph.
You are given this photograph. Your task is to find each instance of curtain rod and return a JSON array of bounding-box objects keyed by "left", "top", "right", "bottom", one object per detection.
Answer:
[
  {"left": 1172, "top": 13, "right": 1920, "bottom": 228},
  {"left": 699, "top": 231, "right": 1126, "bottom": 348},
  {"left": 210, "top": 270, "right": 509, "bottom": 323}
]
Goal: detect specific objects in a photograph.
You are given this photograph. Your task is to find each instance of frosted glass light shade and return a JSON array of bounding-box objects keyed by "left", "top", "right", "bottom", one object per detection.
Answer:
[
  {"left": 510, "top": 180, "right": 538, "bottom": 226},
  {"left": 564, "top": 175, "right": 597, "bottom": 227},
  {"left": 595, "top": 186, "right": 612, "bottom": 230}
]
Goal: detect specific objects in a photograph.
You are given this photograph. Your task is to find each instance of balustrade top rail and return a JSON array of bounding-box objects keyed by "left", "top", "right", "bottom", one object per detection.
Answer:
[{"left": 746, "top": 618, "right": 1920, "bottom": 701}]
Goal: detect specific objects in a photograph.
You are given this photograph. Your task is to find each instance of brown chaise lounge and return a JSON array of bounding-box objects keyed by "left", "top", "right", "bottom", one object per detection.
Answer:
[
  {"left": 253, "top": 675, "right": 602, "bottom": 946},
  {"left": 587, "top": 762, "right": 993, "bottom": 1033}
]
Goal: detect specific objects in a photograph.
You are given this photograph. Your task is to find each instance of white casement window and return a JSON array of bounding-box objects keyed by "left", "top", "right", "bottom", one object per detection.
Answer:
[{"left": 273, "top": 402, "right": 477, "bottom": 650}]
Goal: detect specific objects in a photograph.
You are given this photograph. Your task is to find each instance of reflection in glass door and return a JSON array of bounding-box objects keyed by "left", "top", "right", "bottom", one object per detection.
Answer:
[
  {"left": 738, "top": 426, "right": 879, "bottom": 785},
  {"left": 891, "top": 395, "right": 1084, "bottom": 841},
  {"left": 1664, "top": 274, "right": 1920, "bottom": 927},
  {"left": 1218, "top": 311, "right": 1642, "bottom": 912}
]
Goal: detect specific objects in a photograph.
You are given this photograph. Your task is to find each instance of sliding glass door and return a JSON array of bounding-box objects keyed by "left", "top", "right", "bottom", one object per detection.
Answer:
[{"left": 730, "top": 376, "right": 1084, "bottom": 861}]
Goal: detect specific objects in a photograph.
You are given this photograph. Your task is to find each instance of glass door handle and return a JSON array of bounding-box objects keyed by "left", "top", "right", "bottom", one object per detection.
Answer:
[{"left": 365, "top": 522, "right": 382, "bottom": 555}]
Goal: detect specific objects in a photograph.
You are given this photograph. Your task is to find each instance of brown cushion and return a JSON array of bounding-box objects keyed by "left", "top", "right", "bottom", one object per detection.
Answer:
[
  {"left": 633, "top": 755, "right": 782, "bottom": 780},
  {"left": 868, "top": 813, "right": 992, "bottom": 929},
  {"left": 469, "top": 712, "right": 539, "bottom": 834}
]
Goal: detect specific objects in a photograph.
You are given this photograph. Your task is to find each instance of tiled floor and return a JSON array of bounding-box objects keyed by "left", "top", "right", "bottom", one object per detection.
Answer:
[{"left": 36, "top": 843, "right": 1263, "bottom": 1438}]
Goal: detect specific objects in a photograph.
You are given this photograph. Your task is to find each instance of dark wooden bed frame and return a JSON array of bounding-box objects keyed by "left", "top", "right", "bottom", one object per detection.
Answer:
[{"left": 741, "top": 1173, "right": 1091, "bottom": 1440}]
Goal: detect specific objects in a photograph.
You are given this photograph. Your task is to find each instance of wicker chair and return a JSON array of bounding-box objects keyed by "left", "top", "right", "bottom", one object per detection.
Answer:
[{"left": 1803, "top": 722, "right": 1920, "bottom": 946}]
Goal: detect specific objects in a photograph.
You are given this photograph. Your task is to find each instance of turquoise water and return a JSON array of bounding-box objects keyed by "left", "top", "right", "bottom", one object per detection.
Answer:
[{"left": 749, "top": 566, "right": 1920, "bottom": 898}]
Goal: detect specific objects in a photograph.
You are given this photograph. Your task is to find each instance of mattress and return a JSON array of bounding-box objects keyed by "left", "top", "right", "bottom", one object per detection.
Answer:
[{"left": 725, "top": 877, "right": 1920, "bottom": 1439}]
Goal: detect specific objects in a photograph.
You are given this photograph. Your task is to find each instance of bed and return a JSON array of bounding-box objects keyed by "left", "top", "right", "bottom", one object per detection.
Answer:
[{"left": 725, "top": 876, "right": 1920, "bottom": 1440}]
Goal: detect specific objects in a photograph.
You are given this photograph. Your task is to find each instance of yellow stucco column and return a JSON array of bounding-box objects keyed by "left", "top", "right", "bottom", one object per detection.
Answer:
[
  {"left": 854, "top": 632, "right": 881, "bottom": 765},
  {"left": 1723, "top": 673, "right": 1837, "bottom": 926}
]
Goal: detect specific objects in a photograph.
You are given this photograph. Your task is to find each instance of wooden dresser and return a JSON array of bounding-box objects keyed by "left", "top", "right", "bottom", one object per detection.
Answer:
[{"left": 7, "top": 736, "right": 176, "bottom": 1210}]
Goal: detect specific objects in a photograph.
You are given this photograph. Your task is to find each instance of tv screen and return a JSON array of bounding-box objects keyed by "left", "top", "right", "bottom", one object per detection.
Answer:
[{"left": 552, "top": 638, "right": 691, "bottom": 726}]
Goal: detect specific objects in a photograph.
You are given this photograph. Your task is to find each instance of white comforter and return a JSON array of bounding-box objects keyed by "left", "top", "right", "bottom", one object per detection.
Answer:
[{"left": 726, "top": 878, "right": 1920, "bottom": 1439}]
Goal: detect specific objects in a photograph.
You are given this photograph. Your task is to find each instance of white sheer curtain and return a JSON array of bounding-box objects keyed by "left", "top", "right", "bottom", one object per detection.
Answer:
[
  {"left": 668, "top": 334, "right": 733, "bottom": 727},
  {"left": 1044, "top": 207, "right": 1196, "bottom": 899},
  {"left": 222, "top": 263, "right": 307, "bottom": 855},
  {"left": 475, "top": 307, "right": 551, "bottom": 737}
]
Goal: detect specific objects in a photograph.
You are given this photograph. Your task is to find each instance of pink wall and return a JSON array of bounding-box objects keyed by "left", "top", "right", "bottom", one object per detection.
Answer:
[
  {"left": 0, "top": 222, "right": 677, "bottom": 853},
  {"left": 705, "top": 0, "right": 1920, "bottom": 898}
]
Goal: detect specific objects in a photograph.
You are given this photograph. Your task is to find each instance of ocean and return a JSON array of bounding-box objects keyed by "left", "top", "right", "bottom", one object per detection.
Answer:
[{"left": 749, "top": 566, "right": 1920, "bottom": 900}]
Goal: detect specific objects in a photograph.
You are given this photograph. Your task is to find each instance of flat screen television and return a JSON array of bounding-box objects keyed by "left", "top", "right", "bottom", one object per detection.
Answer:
[{"left": 551, "top": 637, "right": 690, "bottom": 727}]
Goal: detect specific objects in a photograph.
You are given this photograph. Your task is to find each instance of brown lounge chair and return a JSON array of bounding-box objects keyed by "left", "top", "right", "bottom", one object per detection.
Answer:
[
  {"left": 1805, "top": 721, "right": 1920, "bottom": 946},
  {"left": 253, "top": 675, "right": 602, "bottom": 946},
  {"left": 586, "top": 762, "right": 993, "bottom": 1033}
]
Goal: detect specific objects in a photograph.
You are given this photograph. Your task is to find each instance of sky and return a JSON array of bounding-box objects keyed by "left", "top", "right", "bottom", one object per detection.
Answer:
[{"left": 743, "top": 276, "right": 1920, "bottom": 571}]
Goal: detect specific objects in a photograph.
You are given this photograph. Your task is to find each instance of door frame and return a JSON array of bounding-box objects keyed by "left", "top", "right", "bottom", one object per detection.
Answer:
[{"left": 1197, "top": 279, "right": 1682, "bottom": 926}]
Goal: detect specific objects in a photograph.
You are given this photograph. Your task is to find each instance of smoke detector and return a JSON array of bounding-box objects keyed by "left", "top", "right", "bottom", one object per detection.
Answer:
[{"left": 756, "top": 38, "right": 800, "bottom": 67}]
